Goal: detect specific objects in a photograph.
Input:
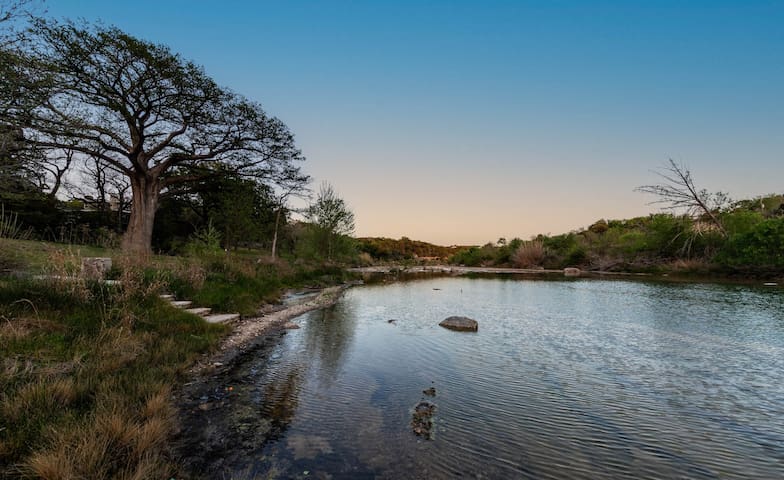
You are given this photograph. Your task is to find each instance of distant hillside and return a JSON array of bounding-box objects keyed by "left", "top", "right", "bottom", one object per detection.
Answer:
[{"left": 356, "top": 237, "right": 469, "bottom": 261}]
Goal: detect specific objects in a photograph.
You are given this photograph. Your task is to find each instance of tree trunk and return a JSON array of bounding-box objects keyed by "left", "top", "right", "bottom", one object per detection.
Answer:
[
  {"left": 271, "top": 207, "right": 281, "bottom": 260},
  {"left": 121, "top": 173, "right": 159, "bottom": 254}
]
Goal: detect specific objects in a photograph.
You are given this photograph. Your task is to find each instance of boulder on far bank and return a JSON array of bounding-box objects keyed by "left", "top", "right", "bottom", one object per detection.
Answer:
[
  {"left": 439, "top": 316, "right": 478, "bottom": 332},
  {"left": 564, "top": 267, "right": 581, "bottom": 277}
]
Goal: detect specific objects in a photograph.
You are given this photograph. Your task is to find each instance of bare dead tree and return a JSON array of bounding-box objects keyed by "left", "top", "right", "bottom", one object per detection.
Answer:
[
  {"left": 636, "top": 159, "right": 729, "bottom": 237},
  {"left": 72, "top": 151, "right": 129, "bottom": 213},
  {"left": 39, "top": 147, "right": 72, "bottom": 199}
]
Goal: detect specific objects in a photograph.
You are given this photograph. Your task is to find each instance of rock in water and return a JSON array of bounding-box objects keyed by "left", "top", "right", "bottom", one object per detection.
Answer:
[
  {"left": 439, "top": 316, "right": 478, "bottom": 332},
  {"left": 411, "top": 401, "right": 436, "bottom": 439}
]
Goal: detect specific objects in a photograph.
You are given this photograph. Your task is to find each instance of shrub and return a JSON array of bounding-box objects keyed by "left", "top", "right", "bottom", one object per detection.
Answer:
[
  {"left": 511, "top": 240, "right": 546, "bottom": 268},
  {"left": 450, "top": 244, "right": 496, "bottom": 266},
  {"left": 183, "top": 222, "right": 223, "bottom": 257},
  {"left": 563, "top": 245, "right": 588, "bottom": 267},
  {"left": 721, "top": 210, "right": 764, "bottom": 236},
  {"left": 588, "top": 219, "right": 609, "bottom": 234},
  {"left": 717, "top": 218, "right": 784, "bottom": 268}
]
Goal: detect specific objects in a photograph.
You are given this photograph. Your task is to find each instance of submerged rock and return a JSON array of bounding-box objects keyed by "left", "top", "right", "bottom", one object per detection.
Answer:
[
  {"left": 439, "top": 316, "right": 478, "bottom": 332},
  {"left": 411, "top": 401, "right": 436, "bottom": 439},
  {"left": 422, "top": 387, "right": 436, "bottom": 397}
]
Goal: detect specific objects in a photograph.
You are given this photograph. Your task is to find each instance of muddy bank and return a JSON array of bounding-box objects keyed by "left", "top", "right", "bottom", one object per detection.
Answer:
[{"left": 172, "top": 285, "right": 351, "bottom": 478}]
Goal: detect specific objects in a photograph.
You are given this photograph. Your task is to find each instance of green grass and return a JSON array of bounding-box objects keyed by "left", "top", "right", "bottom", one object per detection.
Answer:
[
  {"left": 0, "top": 239, "right": 357, "bottom": 478},
  {"left": 160, "top": 255, "right": 354, "bottom": 316},
  {"left": 0, "top": 274, "right": 228, "bottom": 479},
  {"left": 0, "top": 238, "right": 115, "bottom": 273}
]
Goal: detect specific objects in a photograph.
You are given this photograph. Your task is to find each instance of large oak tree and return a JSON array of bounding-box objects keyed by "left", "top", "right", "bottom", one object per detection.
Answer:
[{"left": 4, "top": 20, "right": 305, "bottom": 252}]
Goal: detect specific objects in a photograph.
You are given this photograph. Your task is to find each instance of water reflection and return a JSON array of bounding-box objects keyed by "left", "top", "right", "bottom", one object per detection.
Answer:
[{"left": 301, "top": 302, "right": 358, "bottom": 385}]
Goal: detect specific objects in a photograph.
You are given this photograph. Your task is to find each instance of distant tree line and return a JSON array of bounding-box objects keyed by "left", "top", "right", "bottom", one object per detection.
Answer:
[
  {"left": 356, "top": 236, "right": 466, "bottom": 262},
  {"left": 449, "top": 163, "right": 784, "bottom": 276}
]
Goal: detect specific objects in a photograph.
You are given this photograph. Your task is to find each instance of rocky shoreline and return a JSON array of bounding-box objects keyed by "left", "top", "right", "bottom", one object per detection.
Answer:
[
  {"left": 172, "top": 284, "right": 352, "bottom": 477},
  {"left": 348, "top": 264, "right": 653, "bottom": 277},
  {"left": 186, "top": 284, "right": 351, "bottom": 376}
]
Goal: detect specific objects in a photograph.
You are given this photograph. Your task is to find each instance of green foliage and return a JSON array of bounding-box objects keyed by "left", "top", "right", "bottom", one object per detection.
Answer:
[
  {"left": 730, "top": 194, "right": 784, "bottom": 217},
  {"left": 184, "top": 221, "right": 223, "bottom": 257},
  {"left": 717, "top": 218, "right": 784, "bottom": 268},
  {"left": 492, "top": 237, "right": 522, "bottom": 265},
  {"left": 296, "top": 223, "right": 357, "bottom": 262},
  {"left": 445, "top": 204, "right": 784, "bottom": 274},
  {"left": 643, "top": 214, "right": 691, "bottom": 257},
  {"left": 588, "top": 219, "right": 609, "bottom": 234},
  {"left": 161, "top": 254, "right": 355, "bottom": 316},
  {"left": 450, "top": 244, "right": 497, "bottom": 266},
  {"left": 357, "top": 236, "right": 464, "bottom": 262},
  {"left": 6, "top": 19, "right": 306, "bottom": 254},
  {"left": 721, "top": 210, "right": 764, "bottom": 236},
  {"left": 563, "top": 245, "right": 588, "bottom": 267},
  {"left": 302, "top": 183, "right": 356, "bottom": 260}
]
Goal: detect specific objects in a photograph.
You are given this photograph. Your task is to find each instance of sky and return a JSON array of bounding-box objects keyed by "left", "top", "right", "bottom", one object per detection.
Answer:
[{"left": 43, "top": 0, "right": 784, "bottom": 245}]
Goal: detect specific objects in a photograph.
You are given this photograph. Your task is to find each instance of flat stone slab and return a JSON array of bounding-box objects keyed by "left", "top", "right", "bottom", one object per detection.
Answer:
[
  {"left": 202, "top": 313, "right": 240, "bottom": 323},
  {"left": 170, "top": 300, "right": 193, "bottom": 309},
  {"left": 82, "top": 257, "right": 112, "bottom": 279},
  {"left": 186, "top": 307, "right": 212, "bottom": 316},
  {"left": 439, "top": 316, "right": 478, "bottom": 332},
  {"left": 159, "top": 294, "right": 174, "bottom": 300}
]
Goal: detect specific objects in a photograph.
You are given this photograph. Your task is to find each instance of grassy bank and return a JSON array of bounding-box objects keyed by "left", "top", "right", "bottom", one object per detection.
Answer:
[{"left": 0, "top": 239, "right": 354, "bottom": 479}]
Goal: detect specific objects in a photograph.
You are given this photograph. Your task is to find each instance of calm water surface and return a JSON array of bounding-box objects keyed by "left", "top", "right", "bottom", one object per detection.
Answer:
[{"left": 214, "top": 278, "right": 784, "bottom": 479}]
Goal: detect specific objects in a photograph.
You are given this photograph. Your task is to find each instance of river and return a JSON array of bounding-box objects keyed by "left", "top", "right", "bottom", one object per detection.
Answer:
[{"left": 179, "top": 277, "right": 784, "bottom": 479}]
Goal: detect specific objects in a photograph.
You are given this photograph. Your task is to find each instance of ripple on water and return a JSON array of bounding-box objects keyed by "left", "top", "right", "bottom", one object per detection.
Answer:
[{"left": 210, "top": 278, "right": 784, "bottom": 479}]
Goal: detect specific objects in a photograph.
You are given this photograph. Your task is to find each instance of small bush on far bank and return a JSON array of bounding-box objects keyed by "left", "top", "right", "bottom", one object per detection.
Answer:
[
  {"left": 716, "top": 218, "right": 784, "bottom": 269},
  {"left": 511, "top": 240, "right": 546, "bottom": 268}
]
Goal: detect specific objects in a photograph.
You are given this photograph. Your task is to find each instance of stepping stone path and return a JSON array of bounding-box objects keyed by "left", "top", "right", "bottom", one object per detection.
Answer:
[{"left": 161, "top": 294, "right": 240, "bottom": 324}]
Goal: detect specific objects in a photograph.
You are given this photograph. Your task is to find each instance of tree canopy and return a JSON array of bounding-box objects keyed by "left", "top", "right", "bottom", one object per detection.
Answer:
[
  {"left": 303, "top": 182, "right": 355, "bottom": 260},
  {"left": 2, "top": 19, "right": 306, "bottom": 252}
]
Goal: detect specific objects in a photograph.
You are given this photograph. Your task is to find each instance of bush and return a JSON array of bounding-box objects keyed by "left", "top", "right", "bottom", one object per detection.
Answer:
[
  {"left": 563, "top": 245, "right": 588, "bottom": 267},
  {"left": 450, "top": 244, "right": 496, "bottom": 266},
  {"left": 717, "top": 218, "right": 784, "bottom": 268},
  {"left": 721, "top": 210, "right": 764, "bottom": 236},
  {"left": 511, "top": 240, "right": 546, "bottom": 268},
  {"left": 183, "top": 222, "right": 223, "bottom": 257}
]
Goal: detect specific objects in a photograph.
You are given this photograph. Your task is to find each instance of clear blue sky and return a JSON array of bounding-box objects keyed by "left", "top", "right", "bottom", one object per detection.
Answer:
[{"left": 45, "top": 1, "right": 784, "bottom": 245}]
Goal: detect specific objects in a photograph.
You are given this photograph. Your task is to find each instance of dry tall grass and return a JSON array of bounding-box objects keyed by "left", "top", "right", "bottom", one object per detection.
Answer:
[
  {"left": 511, "top": 240, "right": 547, "bottom": 268},
  {"left": 0, "top": 252, "right": 228, "bottom": 479}
]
